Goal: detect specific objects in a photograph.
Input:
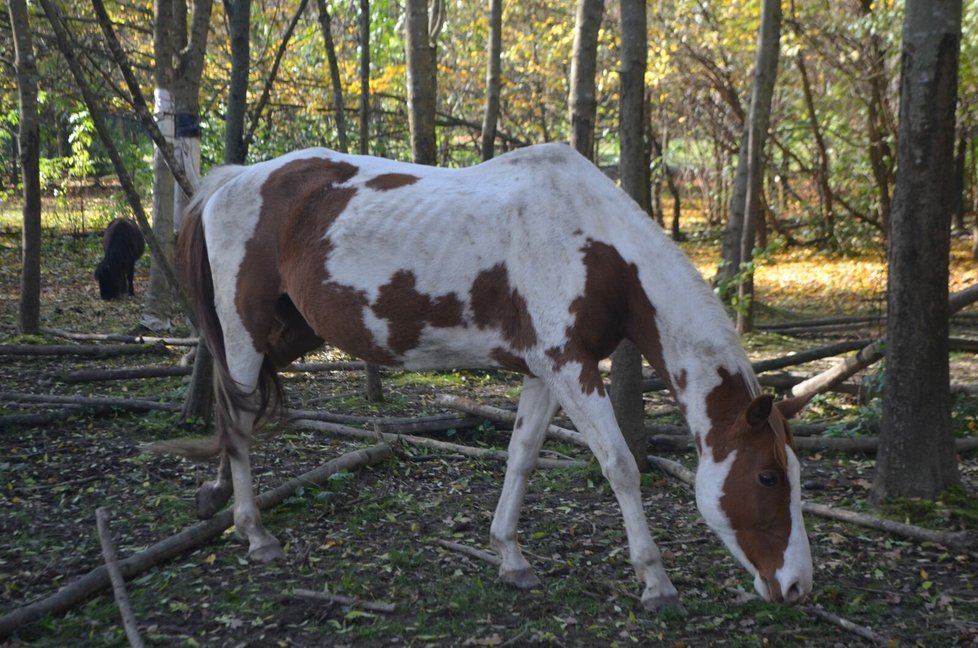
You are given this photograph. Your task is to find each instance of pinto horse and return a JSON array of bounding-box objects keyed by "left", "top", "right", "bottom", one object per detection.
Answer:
[{"left": 164, "top": 143, "right": 812, "bottom": 612}]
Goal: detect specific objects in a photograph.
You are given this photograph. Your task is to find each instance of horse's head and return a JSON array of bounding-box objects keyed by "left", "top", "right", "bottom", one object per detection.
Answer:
[
  {"left": 95, "top": 259, "right": 124, "bottom": 300},
  {"left": 695, "top": 393, "right": 812, "bottom": 605}
]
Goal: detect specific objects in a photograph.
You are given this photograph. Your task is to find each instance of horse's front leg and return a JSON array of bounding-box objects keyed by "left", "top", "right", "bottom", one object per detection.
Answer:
[
  {"left": 489, "top": 376, "right": 559, "bottom": 589},
  {"left": 549, "top": 370, "right": 684, "bottom": 614},
  {"left": 195, "top": 451, "right": 232, "bottom": 519}
]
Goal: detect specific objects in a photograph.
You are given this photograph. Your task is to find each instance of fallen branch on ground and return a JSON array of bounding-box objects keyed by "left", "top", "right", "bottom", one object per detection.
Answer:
[
  {"left": 291, "top": 418, "right": 587, "bottom": 469},
  {"left": 61, "top": 366, "right": 191, "bottom": 383},
  {"left": 41, "top": 327, "right": 197, "bottom": 346},
  {"left": 646, "top": 455, "right": 973, "bottom": 550},
  {"left": 433, "top": 538, "right": 501, "bottom": 567},
  {"left": 284, "top": 361, "right": 366, "bottom": 372},
  {"left": 0, "top": 343, "right": 172, "bottom": 358},
  {"left": 96, "top": 508, "right": 145, "bottom": 648},
  {"left": 434, "top": 394, "right": 585, "bottom": 445},
  {"left": 725, "top": 586, "right": 888, "bottom": 645},
  {"left": 791, "top": 283, "right": 978, "bottom": 399},
  {"left": 0, "top": 392, "right": 180, "bottom": 413},
  {"left": 292, "top": 588, "right": 396, "bottom": 613},
  {"left": 0, "top": 443, "right": 392, "bottom": 640}
]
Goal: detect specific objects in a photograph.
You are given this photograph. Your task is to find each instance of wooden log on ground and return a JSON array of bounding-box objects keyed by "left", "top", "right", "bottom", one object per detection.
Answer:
[
  {"left": 292, "top": 418, "right": 587, "bottom": 469},
  {"left": 373, "top": 415, "right": 480, "bottom": 435},
  {"left": 41, "top": 327, "right": 198, "bottom": 346},
  {"left": 791, "top": 283, "right": 978, "bottom": 399},
  {"left": 756, "top": 316, "right": 883, "bottom": 331},
  {"left": 433, "top": 394, "right": 586, "bottom": 446},
  {"left": 292, "top": 589, "right": 396, "bottom": 613},
  {"left": 0, "top": 443, "right": 392, "bottom": 640},
  {"left": 0, "top": 392, "right": 180, "bottom": 413},
  {"left": 95, "top": 508, "right": 145, "bottom": 648},
  {"left": 649, "top": 433, "right": 978, "bottom": 454},
  {"left": 646, "top": 455, "right": 973, "bottom": 550},
  {"left": 61, "top": 366, "right": 191, "bottom": 383},
  {"left": 0, "top": 344, "right": 172, "bottom": 358}
]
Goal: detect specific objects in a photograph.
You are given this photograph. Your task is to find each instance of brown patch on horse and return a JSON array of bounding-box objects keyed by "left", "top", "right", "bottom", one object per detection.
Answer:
[
  {"left": 490, "top": 347, "right": 531, "bottom": 374},
  {"left": 366, "top": 173, "right": 420, "bottom": 191},
  {"left": 373, "top": 270, "right": 464, "bottom": 354},
  {"left": 236, "top": 157, "right": 396, "bottom": 366},
  {"left": 706, "top": 368, "right": 793, "bottom": 585},
  {"left": 470, "top": 264, "right": 538, "bottom": 350},
  {"left": 545, "top": 240, "right": 667, "bottom": 397},
  {"left": 266, "top": 295, "right": 324, "bottom": 368}
]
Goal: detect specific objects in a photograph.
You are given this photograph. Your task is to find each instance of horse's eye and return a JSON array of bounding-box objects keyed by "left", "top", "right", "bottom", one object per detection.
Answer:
[{"left": 758, "top": 472, "right": 779, "bottom": 488}]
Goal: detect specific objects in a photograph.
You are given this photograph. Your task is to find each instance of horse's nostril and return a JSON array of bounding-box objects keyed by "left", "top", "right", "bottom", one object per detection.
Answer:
[{"left": 784, "top": 580, "right": 804, "bottom": 605}]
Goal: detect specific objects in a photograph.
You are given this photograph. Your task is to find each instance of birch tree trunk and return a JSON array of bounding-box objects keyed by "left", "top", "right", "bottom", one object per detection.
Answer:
[
  {"left": 8, "top": 0, "right": 41, "bottom": 335},
  {"left": 871, "top": 0, "right": 962, "bottom": 501},
  {"left": 142, "top": 0, "right": 178, "bottom": 332}
]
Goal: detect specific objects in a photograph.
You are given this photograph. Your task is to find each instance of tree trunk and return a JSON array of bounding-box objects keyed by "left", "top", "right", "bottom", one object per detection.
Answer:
[
  {"left": 406, "top": 0, "right": 437, "bottom": 165},
  {"left": 871, "top": 0, "right": 962, "bottom": 502},
  {"left": 8, "top": 0, "right": 41, "bottom": 335},
  {"left": 358, "top": 0, "right": 370, "bottom": 156},
  {"left": 315, "top": 0, "right": 348, "bottom": 153},
  {"left": 568, "top": 0, "right": 603, "bottom": 160},
  {"left": 735, "top": 0, "right": 782, "bottom": 334},
  {"left": 796, "top": 51, "right": 835, "bottom": 248},
  {"left": 859, "top": 0, "right": 895, "bottom": 237},
  {"left": 480, "top": 0, "right": 503, "bottom": 161},
  {"left": 142, "top": 0, "right": 179, "bottom": 332},
  {"left": 224, "top": 0, "right": 251, "bottom": 164},
  {"left": 613, "top": 0, "right": 649, "bottom": 472}
]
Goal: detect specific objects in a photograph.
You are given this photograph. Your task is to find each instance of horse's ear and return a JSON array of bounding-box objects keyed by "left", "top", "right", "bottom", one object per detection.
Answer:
[
  {"left": 775, "top": 392, "right": 813, "bottom": 420},
  {"left": 744, "top": 394, "right": 774, "bottom": 427}
]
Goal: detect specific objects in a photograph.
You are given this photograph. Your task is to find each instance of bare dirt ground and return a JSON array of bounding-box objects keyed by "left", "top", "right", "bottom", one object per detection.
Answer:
[{"left": 1, "top": 228, "right": 976, "bottom": 647}]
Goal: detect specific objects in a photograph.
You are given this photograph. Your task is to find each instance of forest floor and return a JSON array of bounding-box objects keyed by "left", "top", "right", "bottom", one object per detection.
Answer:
[{"left": 0, "top": 216, "right": 977, "bottom": 647}]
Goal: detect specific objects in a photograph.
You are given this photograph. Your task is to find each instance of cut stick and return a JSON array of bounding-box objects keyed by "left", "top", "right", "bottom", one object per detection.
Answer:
[
  {"left": 646, "top": 455, "right": 973, "bottom": 550},
  {"left": 292, "top": 588, "right": 396, "bottom": 613},
  {"left": 291, "top": 418, "right": 587, "bottom": 469},
  {"left": 433, "top": 538, "right": 502, "bottom": 567},
  {"left": 0, "top": 443, "right": 392, "bottom": 640},
  {"left": 96, "top": 508, "right": 145, "bottom": 648},
  {"left": 802, "top": 605, "right": 887, "bottom": 645}
]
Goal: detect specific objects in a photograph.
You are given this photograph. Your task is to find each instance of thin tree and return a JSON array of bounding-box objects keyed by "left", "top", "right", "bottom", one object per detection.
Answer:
[
  {"left": 568, "top": 0, "right": 603, "bottom": 160},
  {"left": 8, "top": 0, "right": 41, "bottom": 335},
  {"left": 315, "top": 0, "right": 349, "bottom": 153},
  {"left": 224, "top": 0, "right": 251, "bottom": 165},
  {"left": 405, "top": 0, "right": 441, "bottom": 165},
  {"left": 871, "top": 0, "right": 962, "bottom": 501},
  {"left": 359, "top": 0, "right": 384, "bottom": 402},
  {"left": 480, "top": 0, "right": 503, "bottom": 161},
  {"left": 612, "top": 0, "right": 648, "bottom": 471},
  {"left": 734, "top": 0, "right": 782, "bottom": 333}
]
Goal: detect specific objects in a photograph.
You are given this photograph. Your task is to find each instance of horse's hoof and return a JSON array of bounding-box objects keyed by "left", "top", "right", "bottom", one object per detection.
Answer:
[
  {"left": 642, "top": 593, "right": 687, "bottom": 616},
  {"left": 195, "top": 481, "right": 232, "bottom": 519},
  {"left": 499, "top": 567, "right": 542, "bottom": 590},
  {"left": 249, "top": 542, "right": 285, "bottom": 564}
]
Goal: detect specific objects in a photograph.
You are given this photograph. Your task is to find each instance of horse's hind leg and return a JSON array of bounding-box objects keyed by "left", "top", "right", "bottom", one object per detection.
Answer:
[
  {"left": 221, "top": 345, "right": 285, "bottom": 562},
  {"left": 548, "top": 368, "right": 683, "bottom": 614},
  {"left": 490, "top": 376, "right": 559, "bottom": 589},
  {"left": 195, "top": 452, "right": 232, "bottom": 519}
]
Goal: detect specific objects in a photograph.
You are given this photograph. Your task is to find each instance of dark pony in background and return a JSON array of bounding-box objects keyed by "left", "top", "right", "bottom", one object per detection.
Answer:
[{"left": 95, "top": 218, "right": 145, "bottom": 299}]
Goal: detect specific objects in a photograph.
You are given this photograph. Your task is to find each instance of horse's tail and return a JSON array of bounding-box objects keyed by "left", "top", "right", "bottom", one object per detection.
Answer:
[{"left": 149, "top": 166, "right": 283, "bottom": 462}]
